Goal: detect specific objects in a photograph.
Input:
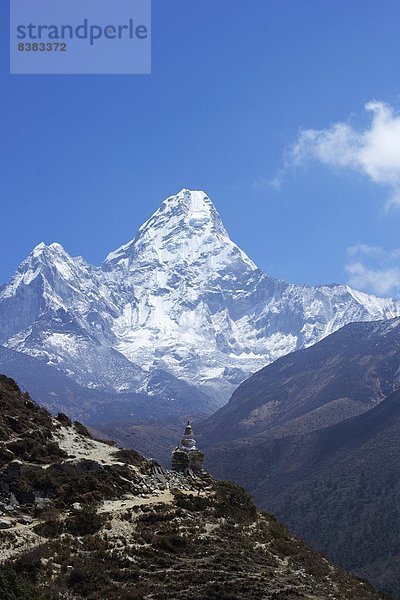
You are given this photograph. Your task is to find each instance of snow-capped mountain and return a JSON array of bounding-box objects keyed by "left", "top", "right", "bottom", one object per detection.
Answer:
[{"left": 1, "top": 188, "right": 400, "bottom": 408}]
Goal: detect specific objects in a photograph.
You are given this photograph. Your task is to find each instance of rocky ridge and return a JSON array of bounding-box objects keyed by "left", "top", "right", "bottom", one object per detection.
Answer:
[{"left": 0, "top": 375, "right": 389, "bottom": 600}]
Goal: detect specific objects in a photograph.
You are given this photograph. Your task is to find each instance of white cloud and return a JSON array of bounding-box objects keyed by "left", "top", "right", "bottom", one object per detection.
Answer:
[
  {"left": 346, "top": 262, "right": 400, "bottom": 296},
  {"left": 287, "top": 101, "right": 400, "bottom": 209},
  {"left": 346, "top": 243, "right": 400, "bottom": 296},
  {"left": 347, "top": 243, "right": 400, "bottom": 260}
]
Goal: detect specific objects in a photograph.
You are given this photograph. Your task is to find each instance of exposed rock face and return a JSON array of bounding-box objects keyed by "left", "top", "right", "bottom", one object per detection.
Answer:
[
  {"left": 0, "top": 375, "right": 388, "bottom": 600},
  {"left": 1, "top": 189, "right": 400, "bottom": 415}
]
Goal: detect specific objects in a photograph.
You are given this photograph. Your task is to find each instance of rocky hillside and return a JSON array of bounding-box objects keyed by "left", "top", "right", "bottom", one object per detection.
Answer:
[
  {"left": 204, "top": 388, "right": 400, "bottom": 599},
  {"left": 200, "top": 318, "right": 400, "bottom": 598},
  {"left": 0, "top": 375, "right": 389, "bottom": 600}
]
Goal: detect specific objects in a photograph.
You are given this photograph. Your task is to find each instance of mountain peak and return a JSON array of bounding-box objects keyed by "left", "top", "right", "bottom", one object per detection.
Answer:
[
  {"left": 30, "top": 241, "right": 68, "bottom": 259},
  {"left": 167, "top": 187, "right": 211, "bottom": 205},
  {"left": 103, "top": 188, "right": 253, "bottom": 271},
  {"left": 1, "top": 242, "right": 87, "bottom": 302},
  {"left": 2, "top": 188, "right": 400, "bottom": 408},
  {"left": 32, "top": 241, "right": 46, "bottom": 253},
  {"left": 162, "top": 188, "right": 218, "bottom": 221},
  {"left": 149, "top": 187, "right": 227, "bottom": 238}
]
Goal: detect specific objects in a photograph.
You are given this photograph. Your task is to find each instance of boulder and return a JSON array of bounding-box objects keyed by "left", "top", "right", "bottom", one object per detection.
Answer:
[
  {"left": 0, "top": 519, "right": 13, "bottom": 529},
  {"left": 35, "top": 497, "right": 53, "bottom": 511}
]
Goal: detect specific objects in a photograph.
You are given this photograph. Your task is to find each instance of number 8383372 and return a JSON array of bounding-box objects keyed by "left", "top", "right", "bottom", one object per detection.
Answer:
[{"left": 17, "top": 42, "right": 67, "bottom": 52}]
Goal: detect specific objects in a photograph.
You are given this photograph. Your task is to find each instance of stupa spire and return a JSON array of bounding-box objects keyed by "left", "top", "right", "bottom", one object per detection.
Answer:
[{"left": 181, "top": 421, "right": 196, "bottom": 451}]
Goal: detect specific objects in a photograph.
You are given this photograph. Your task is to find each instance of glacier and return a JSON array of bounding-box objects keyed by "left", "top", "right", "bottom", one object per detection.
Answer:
[{"left": 1, "top": 188, "right": 399, "bottom": 410}]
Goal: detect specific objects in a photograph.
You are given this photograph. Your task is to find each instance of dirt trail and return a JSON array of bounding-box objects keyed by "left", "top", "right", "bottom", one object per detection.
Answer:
[
  {"left": 99, "top": 488, "right": 205, "bottom": 514},
  {"left": 99, "top": 490, "right": 174, "bottom": 513}
]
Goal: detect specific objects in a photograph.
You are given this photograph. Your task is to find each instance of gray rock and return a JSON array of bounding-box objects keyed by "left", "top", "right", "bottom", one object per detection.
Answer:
[
  {"left": 35, "top": 498, "right": 53, "bottom": 511},
  {"left": 9, "top": 493, "right": 19, "bottom": 507},
  {"left": 0, "top": 519, "right": 13, "bottom": 529}
]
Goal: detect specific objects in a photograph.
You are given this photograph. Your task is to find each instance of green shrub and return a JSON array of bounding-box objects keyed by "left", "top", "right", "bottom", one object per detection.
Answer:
[
  {"left": 34, "top": 517, "right": 64, "bottom": 538},
  {"left": 175, "top": 494, "right": 211, "bottom": 512},
  {"left": 7, "top": 438, "right": 67, "bottom": 463},
  {"left": 56, "top": 412, "right": 72, "bottom": 426},
  {"left": 112, "top": 448, "right": 144, "bottom": 467},
  {"left": 214, "top": 481, "right": 257, "bottom": 523},
  {"left": 73, "top": 421, "right": 91, "bottom": 437},
  {"left": 0, "top": 564, "right": 44, "bottom": 600},
  {"left": 14, "top": 546, "right": 49, "bottom": 580},
  {"left": 0, "top": 375, "right": 20, "bottom": 392},
  {"left": 153, "top": 534, "right": 188, "bottom": 553},
  {"left": 65, "top": 506, "right": 106, "bottom": 536},
  {"left": 22, "top": 460, "right": 134, "bottom": 508}
]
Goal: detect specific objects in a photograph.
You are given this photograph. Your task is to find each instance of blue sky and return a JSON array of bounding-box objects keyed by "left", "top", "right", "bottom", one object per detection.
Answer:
[{"left": 1, "top": 0, "right": 400, "bottom": 296}]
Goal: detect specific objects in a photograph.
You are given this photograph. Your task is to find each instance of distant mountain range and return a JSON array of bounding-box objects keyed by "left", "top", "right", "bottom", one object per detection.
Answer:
[
  {"left": 1, "top": 188, "right": 400, "bottom": 419},
  {"left": 200, "top": 317, "right": 400, "bottom": 598},
  {"left": 200, "top": 317, "right": 400, "bottom": 444},
  {"left": 0, "top": 345, "right": 210, "bottom": 425}
]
